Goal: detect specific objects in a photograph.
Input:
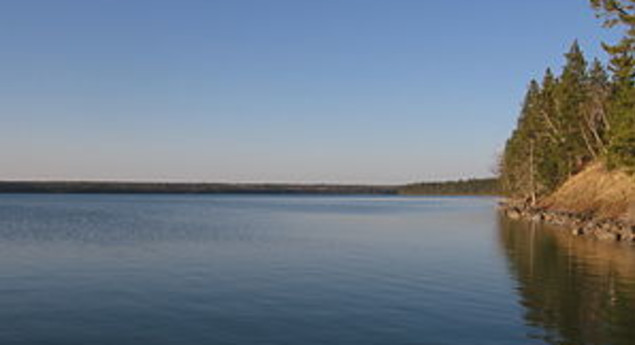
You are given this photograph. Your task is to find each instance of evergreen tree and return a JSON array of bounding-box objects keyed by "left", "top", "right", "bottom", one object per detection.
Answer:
[
  {"left": 500, "top": 81, "right": 541, "bottom": 199},
  {"left": 606, "top": 55, "right": 635, "bottom": 169},
  {"left": 590, "top": 0, "right": 635, "bottom": 170},
  {"left": 580, "top": 59, "right": 611, "bottom": 158},
  {"left": 500, "top": 3, "right": 635, "bottom": 199},
  {"left": 556, "top": 41, "right": 590, "bottom": 175},
  {"left": 535, "top": 69, "right": 567, "bottom": 192},
  {"left": 590, "top": 0, "right": 635, "bottom": 45}
]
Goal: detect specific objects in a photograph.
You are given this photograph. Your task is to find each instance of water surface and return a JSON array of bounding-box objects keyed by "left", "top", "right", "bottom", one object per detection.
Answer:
[{"left": 0, "top": 195, "right": 633, "bottom": 344}]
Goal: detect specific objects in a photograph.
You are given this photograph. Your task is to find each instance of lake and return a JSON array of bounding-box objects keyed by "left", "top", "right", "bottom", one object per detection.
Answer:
[{"left": 0, "top": 195, "right": 633, "bottom": 345}]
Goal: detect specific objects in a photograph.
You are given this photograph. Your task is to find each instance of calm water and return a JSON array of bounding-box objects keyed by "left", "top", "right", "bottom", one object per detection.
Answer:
[{"left": 0, "top": 195, "right": 634, "bottom": 345}]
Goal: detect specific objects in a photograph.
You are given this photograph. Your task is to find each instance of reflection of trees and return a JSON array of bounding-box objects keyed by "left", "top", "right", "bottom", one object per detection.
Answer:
[{"left": 498, "top": 215, "right": 635, "bottom": 345}]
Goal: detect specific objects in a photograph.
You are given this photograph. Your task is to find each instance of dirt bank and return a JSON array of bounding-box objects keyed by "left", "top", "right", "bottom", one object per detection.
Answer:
[{"left": 500, "top": 162, "right": 635, "bottom": 242}]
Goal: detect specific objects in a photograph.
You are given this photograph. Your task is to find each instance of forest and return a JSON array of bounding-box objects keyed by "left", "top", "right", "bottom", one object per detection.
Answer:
[
  {"left": 0, "top": 181, "right": 399, "bottom": 195},
  {"left": 399, "top": 178, "right": 499, "bottom": 195},
  {"left": 499, "top": 0, "right": 634, "bottom": 203},
  {"left": 0, "top": 180, "right": 501, "bottom": 196}
]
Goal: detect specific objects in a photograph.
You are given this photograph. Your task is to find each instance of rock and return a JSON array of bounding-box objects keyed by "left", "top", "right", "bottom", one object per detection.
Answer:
[
  {"left": 500, "top": 201, "right": 632, "bottom": 243},
  {"left": 595, "top": 231, "right": 619, "bottom": 241},
  {"left": 506, "top": 209, "right": 521, "bottom": 220},
  {"left": 584, "top": 222, "right": 596, "bottom": 231}
]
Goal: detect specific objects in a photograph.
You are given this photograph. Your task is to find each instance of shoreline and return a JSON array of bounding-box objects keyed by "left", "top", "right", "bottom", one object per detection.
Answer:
[
  {"left": 0, "top": 182, "right": 399, "bottom": 195},
  {"left": 499, "top": 199, "right": 635, "bottom": 243},
  {"left": 0, "top": 179, "right": 499, "bottom": 196}
]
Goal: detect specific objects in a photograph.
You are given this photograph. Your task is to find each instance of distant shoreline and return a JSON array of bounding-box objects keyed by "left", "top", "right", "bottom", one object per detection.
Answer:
[
  {"left": 0, "top": 181, "right": 399, "bottom": 195},
  {"left": 0, "top": 178, "right": 499, "bottom": 196}
]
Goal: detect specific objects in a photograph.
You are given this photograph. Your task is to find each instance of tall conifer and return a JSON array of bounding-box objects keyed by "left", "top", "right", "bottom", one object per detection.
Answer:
[
  {"left": 591, "top": 0, "right": 635, "bottom": 169},
  {"left": 557, "top": 41, "right": 590, "bottom": 175}
]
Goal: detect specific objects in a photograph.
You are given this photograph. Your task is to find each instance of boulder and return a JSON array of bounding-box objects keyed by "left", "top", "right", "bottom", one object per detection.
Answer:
[{"left": 595, "top": 231, "right": 619, "bottom": 241}]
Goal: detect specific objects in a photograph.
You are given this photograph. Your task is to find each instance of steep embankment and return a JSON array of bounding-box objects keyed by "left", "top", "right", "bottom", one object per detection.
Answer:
[
  {"left": 501, "top": 162, "right": 635, "bottom": 242},
  {"left": 540, "top": 162, "right": 635, "bottom": 222}
]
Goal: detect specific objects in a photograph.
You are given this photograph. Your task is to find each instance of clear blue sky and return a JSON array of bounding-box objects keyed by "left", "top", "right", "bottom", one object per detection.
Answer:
[{"left": 0, "top": 0, "right": 619, "bottom": 183}]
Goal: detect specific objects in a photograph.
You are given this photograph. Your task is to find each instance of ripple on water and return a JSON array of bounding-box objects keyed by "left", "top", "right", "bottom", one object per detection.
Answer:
[{"left": 0, "top": 195, "right": 633, "bottom": 345}]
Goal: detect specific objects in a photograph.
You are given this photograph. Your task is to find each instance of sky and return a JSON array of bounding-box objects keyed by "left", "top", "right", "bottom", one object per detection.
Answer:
[{"left": 0, "top": 0, "right": 622, "bottom": 184}]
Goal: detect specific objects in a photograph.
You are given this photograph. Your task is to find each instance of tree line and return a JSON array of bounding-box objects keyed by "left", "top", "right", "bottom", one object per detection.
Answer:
[
  {"left": 399, "top": 178, "right": 499, "bottom": 196},
  {"left": 0, "top": 181, "right": 400, "bottom": 195},
  {"left": 500, "top": 0, "right": 634, "bottom": 202},
  {"left": 0, "top": 180, "right": 502, "bottom": 196}
]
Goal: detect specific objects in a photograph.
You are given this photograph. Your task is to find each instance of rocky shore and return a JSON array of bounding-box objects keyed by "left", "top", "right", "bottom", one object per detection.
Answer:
[{"left": 499, "top": 200, "right": 635, "bottom": 243}]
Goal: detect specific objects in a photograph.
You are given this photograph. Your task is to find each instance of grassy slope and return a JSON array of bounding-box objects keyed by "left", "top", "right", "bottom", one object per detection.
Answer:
[{"left": 539, "top": 162, "right": 635, "bottom": 222}]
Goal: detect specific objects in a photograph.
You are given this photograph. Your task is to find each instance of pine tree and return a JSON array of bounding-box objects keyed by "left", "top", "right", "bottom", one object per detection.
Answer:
[
  {"left": 590, "top": 0, "right": 635, "bottom": 170},
  {"left": 556, "top": 41, "right": 590, "bottom": 175},
  {"left": 590, "top": 0, "right": 635, "bottom": 45},
  {"left": 501, "top": 3, "right": 635, "bottom": 199},
  {"left": 606, "top": 53, "right": 635, "bottom": 169},
  {"left": 500, "top": 81, "right": 541, "bottom": 199},
  {"left": 580, "top": 59, "right": 611, "bottom": 158},
  {"left": 535, "top": 69, "right": 568, "bottom": 192}
]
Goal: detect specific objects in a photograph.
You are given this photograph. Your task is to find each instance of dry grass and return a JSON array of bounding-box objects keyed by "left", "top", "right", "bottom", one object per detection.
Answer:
[{"left": 540, "top": 162, "right": 635, "bottom": 222}]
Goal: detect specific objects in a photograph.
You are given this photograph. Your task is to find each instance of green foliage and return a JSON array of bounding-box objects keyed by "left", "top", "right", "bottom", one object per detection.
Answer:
[
  {"left": 606, "top": 82, "right": 635, "bottom": 169},
  {"left": 557, "top": 41, "right": 590, "bottom": 175},
  {"left": 591, "top": 0, "right": 635, "bottom": 170},
  {"left": 499, "top": 2, "right": 635, "bottom": 199},
  {"left": 399, "top": 178, "right": 499, "bottom": 196},
  {"left": 590, "top": 0, "right": 635, "bottom": 41},
  {"left": 605, "top": 48, "right": 635, "bottom": 170}
]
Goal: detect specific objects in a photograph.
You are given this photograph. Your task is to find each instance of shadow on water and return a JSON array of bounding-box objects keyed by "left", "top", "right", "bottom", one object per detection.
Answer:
[{"left": 498, "top": 215, "right": 635, "bottom": 345}]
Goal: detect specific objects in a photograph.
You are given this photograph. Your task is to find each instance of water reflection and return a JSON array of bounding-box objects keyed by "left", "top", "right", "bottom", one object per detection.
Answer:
[{"left": 499, "top": 215, "right": 635, "bottom": 345}]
